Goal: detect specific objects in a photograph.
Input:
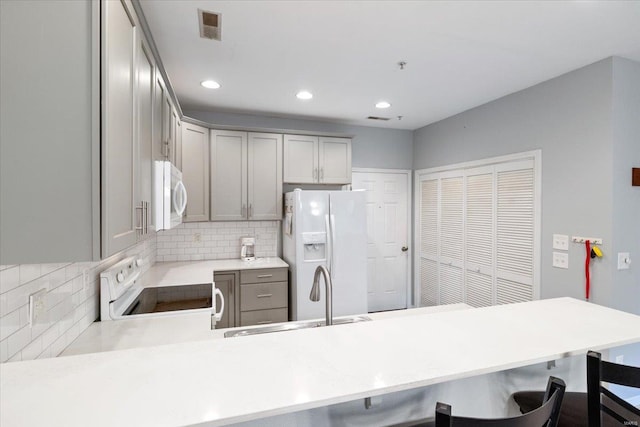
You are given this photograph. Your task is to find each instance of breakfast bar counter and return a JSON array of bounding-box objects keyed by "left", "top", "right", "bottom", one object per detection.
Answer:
[{"left": 2, "top": 298, "right": 640, "bottom": 427}]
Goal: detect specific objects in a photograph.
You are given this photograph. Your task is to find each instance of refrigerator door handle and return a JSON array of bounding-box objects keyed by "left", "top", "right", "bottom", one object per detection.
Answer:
[
  {"left": 330, "top": 214, "right": 336, "bottom": 278},
  {"left": 325, "top": 214, "right": 332, "bottom": 274}
]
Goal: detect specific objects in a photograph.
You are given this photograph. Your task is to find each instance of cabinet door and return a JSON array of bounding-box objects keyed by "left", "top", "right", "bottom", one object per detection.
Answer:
[
  {"left": 248, "top": 133, "right": 282, "bottom": 220},
  {"left": 182, "top": 123, "right": 209, "bottom": 222},
  {"left": 210, "top": 130, "right": 247, "bottom": 221},
  {"left": 283, "top": 134, "right": 318, "bottom": 184},
  {"left": 162, "top": 94, "right": 171, "bottom": 160},
  {"left": 102, "top": 0, "right": 138, "bottom": 257},
  {"left": 175, "top": 118, "right": 182, "bottom": 170},
  {"left": 152, "top": 74, "right": 166, "bottom": 161},
  {"left": 214, "top": 272, "right": 238, "bottom": 329},
  {"left": 136, "top": 37, "right": 155, "bottom": 235},
  {"left": 319, "top": 137, "right": 351, "bottom": 184}
]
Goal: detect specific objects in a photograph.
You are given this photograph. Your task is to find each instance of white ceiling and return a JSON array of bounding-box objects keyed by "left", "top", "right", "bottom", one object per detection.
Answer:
[{"left": 139, "top": 1, "right": 640, "bottom": 130}]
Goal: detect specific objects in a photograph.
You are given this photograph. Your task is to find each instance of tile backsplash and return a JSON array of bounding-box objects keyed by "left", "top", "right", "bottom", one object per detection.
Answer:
[
  {"left": 0, "top": 237, "right": 156, "bottom": 363},
  {"left": 156, "top": 221, "right": 279, "bottom": 262},
  {"left": 1, "top": 221, "right": 280, "bottom": 363}
]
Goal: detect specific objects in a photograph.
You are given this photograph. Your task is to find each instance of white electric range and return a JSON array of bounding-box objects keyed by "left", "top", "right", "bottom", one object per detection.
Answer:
[{"left": 100, "top": 257, "right": 224, "bottom": 328}]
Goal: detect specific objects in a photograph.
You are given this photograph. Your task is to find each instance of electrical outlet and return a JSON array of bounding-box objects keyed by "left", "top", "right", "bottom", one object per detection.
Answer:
[
  {"left": 552, "top": 252, "right": 569, "bottom": 269},
  {"left": 617, "top": 252, "right": 631, "bottom": 270},
  {"left": 29, "top": 288, "right": 47, "bottom": 327},
  {"left": 194, "top": 233, "right": 201, "bottom": 242},
  {"left": 552, "top": 234, "right": 569, "bottom": 251}
]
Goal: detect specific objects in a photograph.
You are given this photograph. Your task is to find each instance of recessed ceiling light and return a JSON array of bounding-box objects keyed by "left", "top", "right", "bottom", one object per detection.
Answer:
[
  {"left": 201, "top": 80, "right": 220, "bottom": 89},
  {"left": 296, "top": 91, "right": 313, "bottom": 100},
  {"left": 376, "top": 101, "right": 391, "bottom": 109}
]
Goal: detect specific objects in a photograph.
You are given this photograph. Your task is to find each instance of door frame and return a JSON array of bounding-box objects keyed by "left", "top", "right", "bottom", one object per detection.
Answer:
[{"left": 352, "top": 168, "right": 413, "bottom": 309}]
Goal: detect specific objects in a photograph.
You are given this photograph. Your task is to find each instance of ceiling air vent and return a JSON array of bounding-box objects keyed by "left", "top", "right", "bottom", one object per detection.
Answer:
[
  {"left": 199, "top": 10, "right": 221, "bottom": 41},
  {"left": 367, "top": 116, "right": 391, "bottom": 121}
]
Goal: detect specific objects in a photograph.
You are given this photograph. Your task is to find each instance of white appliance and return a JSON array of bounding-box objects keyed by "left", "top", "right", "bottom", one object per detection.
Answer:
[
  {"left": 240, "top": 237, "right": 256, "bottom": 261},
  {"left": 283, "top": 189, "right": 367, "bottom": 320},
  {"left": 100, "top": 257, "right": 224, "bottom": 328},
  {"left": 154, "top": 160, "right": 187, "bottom": 230}
]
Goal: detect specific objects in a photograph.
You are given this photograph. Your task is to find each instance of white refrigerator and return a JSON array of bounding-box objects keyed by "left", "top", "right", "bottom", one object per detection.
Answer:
[{"left": 283, "top": 190, "right": 367, "bottom": 320}]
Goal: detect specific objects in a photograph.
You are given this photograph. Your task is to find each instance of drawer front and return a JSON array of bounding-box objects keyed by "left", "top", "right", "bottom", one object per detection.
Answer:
[
  {"left": 240, "top": 268, "right": 287, "bottom": 284},
  {"left": 240, "top": 308, "right": 288, "bottom": 326},
  {"left": 240, "top": 282, "right": 288, "bottom": 311}
]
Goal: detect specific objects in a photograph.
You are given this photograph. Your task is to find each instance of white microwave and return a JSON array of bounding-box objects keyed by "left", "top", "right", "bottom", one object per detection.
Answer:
[{"left": 154, "top": 161, "right": 187, "bottom": 230}]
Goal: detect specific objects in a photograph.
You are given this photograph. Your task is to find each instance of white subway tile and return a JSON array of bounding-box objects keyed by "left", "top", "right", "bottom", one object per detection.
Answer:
[
  {"left": 7, "top": 325, "right": 31, "bottom": 359},
  {"left": 19, "top": 264, "right": 42, "bottom": 285},
  {"left": 0, "top": 308, "right": 21, "bottom": 341},
  {"left": 0, "top": 266, "right": 20, "bottom": 294},
  {"left": 21, "top": 335, "right": 42, "bottom": 361},
  {"left": 0, "top": 338, "right": 8, "bottom": 362}
]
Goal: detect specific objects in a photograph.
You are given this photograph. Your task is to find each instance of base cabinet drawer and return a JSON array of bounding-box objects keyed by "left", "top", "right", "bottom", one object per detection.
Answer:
[
  {"left": 240, "top": 308, "right": 288, "bottom": 326},
  {"left": 240, "top": 268, "right": 287, "bottom": 284},
  {"left": 240, "top": 282, "right": 287, "bottom": 311}
]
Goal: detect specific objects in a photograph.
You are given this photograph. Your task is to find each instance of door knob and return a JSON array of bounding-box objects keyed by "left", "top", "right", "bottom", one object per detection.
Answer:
[{"left": 401, "top": 246, "right": 408, "bottom": 252}]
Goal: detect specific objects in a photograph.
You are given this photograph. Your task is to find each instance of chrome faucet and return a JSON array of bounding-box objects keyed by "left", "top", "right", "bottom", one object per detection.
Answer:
[{"left": 309, "top": 265, "right": 333, "bottom": 326}]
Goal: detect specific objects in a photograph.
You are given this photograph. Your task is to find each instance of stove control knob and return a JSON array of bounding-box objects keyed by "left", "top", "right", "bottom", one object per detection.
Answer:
[
  {"left": 136, "top": 259, "right": 143, "bottom": 267},
  {"left": 116, "top": 272, "right": 125, "bottom": 283}
]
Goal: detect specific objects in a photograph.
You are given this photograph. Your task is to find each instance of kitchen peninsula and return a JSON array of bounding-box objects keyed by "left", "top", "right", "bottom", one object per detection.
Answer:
[{"left": 2, "top": 298, "right": 640, "bottom": 427}]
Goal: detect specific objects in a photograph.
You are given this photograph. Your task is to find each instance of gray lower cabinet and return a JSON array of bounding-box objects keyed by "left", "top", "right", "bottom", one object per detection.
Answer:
[
  {"left": 213, "top": 271, "right": 238, "bottom": 329},
  {"left": 214, "top": 268, "right": 288, "bottom": 329}
]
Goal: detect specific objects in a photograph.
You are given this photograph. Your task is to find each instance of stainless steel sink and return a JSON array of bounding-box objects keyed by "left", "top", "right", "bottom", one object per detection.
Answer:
[{"left": 223, "top": 315, "right": 371, "bottom": 338}]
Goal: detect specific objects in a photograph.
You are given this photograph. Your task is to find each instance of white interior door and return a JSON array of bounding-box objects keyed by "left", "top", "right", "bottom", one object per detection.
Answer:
[{"left": 352, "top": 169, "right": 410, "bottom": 312}]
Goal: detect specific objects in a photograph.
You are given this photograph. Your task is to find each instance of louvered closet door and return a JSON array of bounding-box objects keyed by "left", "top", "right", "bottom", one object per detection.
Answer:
[
  {"left": 464, "top": 166, "right": 495, "bottom": 307},
  {"left": 439, "top": 172, "right": 464, "bottom": 304},
  {"left": 419, "top": 178, "right": 438, "bottom": 306},
  {"left": 495, "top": 160, "right": 535, "bottom": 304}
]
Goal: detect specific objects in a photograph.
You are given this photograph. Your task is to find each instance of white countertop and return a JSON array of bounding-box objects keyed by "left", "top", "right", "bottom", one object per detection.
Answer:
[
  {"left": 140, "top": 257, "right": 288, "bottom": 288},
  {"left": 61, "top": 303, "right": 472, "bottom": 356},
  {"left": 3, "top": 298, "right": 640, "bottom": 427}
]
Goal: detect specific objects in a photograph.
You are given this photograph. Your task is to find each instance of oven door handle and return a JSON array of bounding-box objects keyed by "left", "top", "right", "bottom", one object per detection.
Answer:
[{"left": 213, "top": 287, "right": 225, "bottom": 322}]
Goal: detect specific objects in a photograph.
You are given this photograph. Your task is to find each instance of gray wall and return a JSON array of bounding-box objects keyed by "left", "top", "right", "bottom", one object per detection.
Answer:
[
  {"left": 413, "top": 58, "right": 616, "bottom": 307},
  {"left": 184, "top": 110, "right": 414, "bottom": 170},
  {"left": 611, "top": 57, "right": 640, "bottom": 315}
]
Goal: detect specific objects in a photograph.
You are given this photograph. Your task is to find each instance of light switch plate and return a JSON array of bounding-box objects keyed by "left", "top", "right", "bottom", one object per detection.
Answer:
[
  {"left": 552, "top": 234, "right": 569, "bottom": 250},
  {"left": 553, "top": 252, "right": 569, "bottom": 269},
  {"left": 29, "top": 288, "right": 47, "bottom": 327},
  {"left": 617, "top": 252, "right": 631, "bottom": 270}
]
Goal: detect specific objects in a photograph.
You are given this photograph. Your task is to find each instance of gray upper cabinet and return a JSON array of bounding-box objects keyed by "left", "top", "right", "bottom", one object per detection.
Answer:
[
  {"left": 101, "top": 0, "right": 139, "bottom": 257},
  {"left": 283, "top": 135, "right": 318, "bottom": 184},
  {"left": 248, "top": 133, "right": 283, "bottom": 220},
  {"left": 319, "top": 137, "right": 352, "bottom": 184},
  {"left": 0, "top": 0, "right": 100, "bottom": 263},
  {"left": 283, "top": 135, "right": 352, "bottom": 184},
  {"left": 136, "top": 36, "right": 155, "bottom": 235},
  {"left": 210, "top": 130, "right": 248, "bottom": 221},
  {"left": 153, "top": 74, "right": 167, "bottom": 161},
  {"left": 182, "top": 123, "right": 210, "bottom": 222},
  {"left": 210, "top": 130, "right": 283, "bottom": 221}
]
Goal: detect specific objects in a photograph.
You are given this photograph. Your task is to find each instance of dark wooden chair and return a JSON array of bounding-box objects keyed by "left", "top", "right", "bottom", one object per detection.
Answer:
[
  {"left": 587, "top": 350, "right": 640, "bottom": 427},
  {"left": 435, "top": 376, "right": 566, "bottom": 427},
  {"left": 513, "top": 352, "right": 640, "bottom": 427}
]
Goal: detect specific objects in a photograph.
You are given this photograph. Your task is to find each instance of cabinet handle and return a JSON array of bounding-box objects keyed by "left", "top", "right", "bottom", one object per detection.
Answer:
[
  {"left": 313, "top": 168, "right": 318, "bottom": 180},
  {"left": 320, "top": 167, "right": 324, "bottom": 181},
  {"left": 144, "top": 201, "right": 149, "bottom": 234},
  {"left": 257, "top": 274, "right": 273, "bottom": 278},
  {"left": 257, "top": 293, "right": 273, "bottom": 298},
  {"left": 249, "top": 204, "right": 253, "bottom": 219},
  {"left": 242, "top": 204, "right": 246, "bottom": 218},
  {"left": 135, "top": 204, "right": 144, "bottom": 234},
  {"left": 256, "top": 321, "right": 272, "bottom": 325}
]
